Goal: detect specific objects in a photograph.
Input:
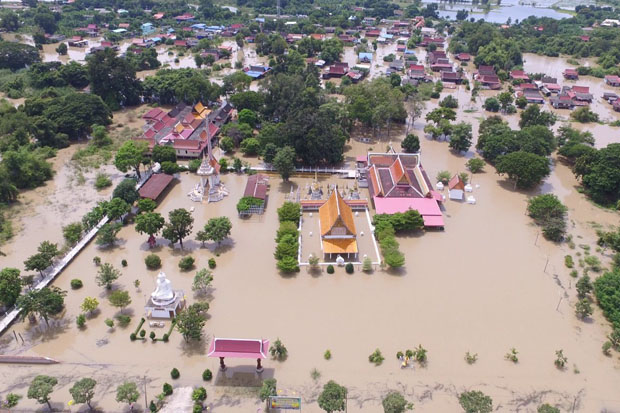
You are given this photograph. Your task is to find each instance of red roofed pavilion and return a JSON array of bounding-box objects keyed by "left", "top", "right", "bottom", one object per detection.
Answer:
[{"left": 208, "top": 337, "right": 270, "bottom": 372}]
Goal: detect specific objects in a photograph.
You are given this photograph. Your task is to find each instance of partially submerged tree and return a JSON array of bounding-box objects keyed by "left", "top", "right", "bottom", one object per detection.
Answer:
[
  {"left": 116, "top": 382, "right": 139, "bottom": 412},
  {"left": 176, "top": 302, "right": 209, "bottom": 342},
  {"left": 28, "top": 375, "right": 57, "bottom": 411},
  {"left": 69, "top": 378, "right": 97, "bottom": 412},
  {"left": 196, "top": 217, "right": 232, "bottom": 246},
  {"left": 318, "top": 380, "right": 347, "bottom": 413},
  {"left": 162, "top": 208, "right": 194, "bottom": 249},
  {"left": 96, "top": 263, "right": 121, "bottom": 290}
]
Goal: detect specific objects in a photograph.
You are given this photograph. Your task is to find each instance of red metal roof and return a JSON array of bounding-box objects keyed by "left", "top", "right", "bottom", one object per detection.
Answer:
[
  {"left": 207, "top": 338, "right": 270, "bottom": 359},
  {"left": 138, "top": 173, "right": 174, "bottom": 200},
  {"left": 243, "top": 174, "right": 269, "bottom": 200}
]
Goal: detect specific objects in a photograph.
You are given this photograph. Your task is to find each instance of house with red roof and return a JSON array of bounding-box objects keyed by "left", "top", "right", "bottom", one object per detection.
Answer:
[
  {"left": 605, "top": 75, "right": 620, "bottom": 87},
  {"left": 455, "top": 53, "right": 471, "bottom": 62},
  {"left": 510, "top": 70, "right": 529, "bottom": 81},
  {"left": 563, "top": 68, "right": 579, "bottom": 80}
]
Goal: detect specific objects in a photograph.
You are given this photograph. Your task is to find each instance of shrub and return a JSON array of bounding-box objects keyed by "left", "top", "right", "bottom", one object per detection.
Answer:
[
  {"left": 466, "top": 158, "right": 485, "bottom": 173},
  {"left": 76, "top": 314, "right": 86, "bottom": 328},
  {"left": 179, "top": 256, "right": 195, "bottom": 271},
  {"left": 565, "top": 255, "right": 574, "bottom": 268},
  {"left": 324, "top": 350, "right": 332, "bottom": 360},
  {"left": 202, "top": 369, "right": 212, "bottom": 381},
  {"left": 188, "top": 159, "right": 201, "bottom": 172},
  {"left": 117, "top": 314, "right": 131, "bottom": 327},
  {"left": 538, "top": 404, "right": 560, "bottom": 413},
  {"left": 326, "top": 265, "right": 335, "bottom": 274},
  {"left": 105, "top": 318, "right": 114, "bottom": 328},
  {"left": 368, "top": 348, "right": 384, "bottom": 365},
  {"left": 345, "top": 263, "right": 354, "bottom": 274},
  {"left": 170, "top": 368, "right": 180, "bottom": 379},
  {"left": 163, "top": 333, "right": 169, "bottom": 342},
  {"left": 145, "top": 254, "right": 161, "bottom": 269},
  {"left": 208, "top": 258, "right": 216, "bottom": 269},
  {"left": 382, "top": 391, "right": 411, "bottom": 413},
  {"left": 259, "top": 378, "right": 277, "bottom": 402},
  {"left": 163, "top": 383, "right": 173, "bottom": 396},
  {"left": 436, "top": 170, "right": 451, "bottom": 185},
  {"left": 140, "top": 329, "right": 146, "bottom": 338},
  {"left": 130, "top": 333, "right": 136, "bottom": 341},
  {"left": 193, "top": 403, "right": 203, "bottom": 413},
  {"left": 5, "top": 393, "right": 21, "bottom": 408},
  {"left": 270, "top": 338, "right": 288, "bottom": 360},
  {"left": 70, "top": 279, "right": 83, "bottom": 289},
  {"left": 575, "top": 298, "right": 592, "bottom": 319},
  {"left": 465, "top": 351, "right": 478, "bottom": 364},
  {"left": 413, "top": 344, "right": 427, "bottom": 364},
  {"left": 602, "top": 341, "right": 612, "bottom": 356},
  {"left": 554, "top": 349, "right": 567, "bottom": 369},
  {"left": 95, "top": 173, "right": 112, "bottom": 190},
  {"left": 459, "top": 390, "right": 493, "bottom": 413},
  {"left": 150, "top": 331, "right": 156, "bottom": 340},
  {"left": 191, "top": 387, "right": 207, "bottom": 402},
  {"left": 121, "top": 259, "right": 128, "bottom": 267},
  {"left": 93, "top": 256, "right": 101, "bottom": 266},
  {"left": 505, "top": 347, "right": 518, "bottom": 363},
  {"left": 276, "top": 221, "right": 298, "bottom": 242},
  {"left": 277, "top": 202, "right": 301, "bottom": 224},
  {"left": 484, "top": 97, "right": 500, "bottom": 112}
]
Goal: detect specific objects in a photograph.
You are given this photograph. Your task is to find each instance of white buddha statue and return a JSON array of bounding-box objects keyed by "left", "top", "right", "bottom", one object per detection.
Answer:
[{"left": 151, "top": 271, "right": 175, "bottom": 305}]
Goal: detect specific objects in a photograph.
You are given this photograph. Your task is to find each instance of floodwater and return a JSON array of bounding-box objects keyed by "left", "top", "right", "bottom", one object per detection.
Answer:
[
  {"left": 1, "top": 54, "right": 620, "bottom": 411},
  {"left": 427, "top": 0, "right": 569, "bottom": 23}
]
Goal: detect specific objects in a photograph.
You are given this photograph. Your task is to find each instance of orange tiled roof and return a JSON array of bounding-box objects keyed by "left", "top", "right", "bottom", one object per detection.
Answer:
[
  {"left": 322, "top": 238, "right": 358, "bottom": 254},
  {"left": 319, "top": 190, "right": 356, "bottom": 236}
]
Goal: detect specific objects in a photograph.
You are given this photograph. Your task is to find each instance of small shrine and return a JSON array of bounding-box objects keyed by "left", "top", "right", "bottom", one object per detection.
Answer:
[
  {"left": 188, "top": 125, "right": 228, "bottom": 203},
  {"left": 145, "top": 271, "right": 185, "bottom": 319}
]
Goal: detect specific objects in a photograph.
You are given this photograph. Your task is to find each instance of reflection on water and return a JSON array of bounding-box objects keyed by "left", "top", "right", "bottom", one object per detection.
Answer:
[{"left": 424, "top": 0, "right": 569, "bottom": 23}]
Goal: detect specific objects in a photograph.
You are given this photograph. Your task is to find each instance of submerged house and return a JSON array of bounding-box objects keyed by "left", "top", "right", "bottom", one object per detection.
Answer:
[
  {"left": 563, "top": 68, "right": 579, "bottom": 80},
  {"left": 448, "top": 175, "right": 465, "bottom": 200},
  {"left": 319, "top": 189, "right": 358, "bottom": 260}
]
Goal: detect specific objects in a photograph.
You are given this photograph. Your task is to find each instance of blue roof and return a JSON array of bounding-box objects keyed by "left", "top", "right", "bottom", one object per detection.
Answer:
[
  {"left": 359, "top": 52, "right": 373, "bottom": 60},
  {"left": 246, "top": 71, "right": 263, "bottom": 78},
  {"left": 191, "top": 23, "right": 207, "bottom": 29},
  {"left": 404, "top": 49, "right": 415, "bottom": 54},
  {"left": 150, "top": 37, "right": 162, "bottom": 42},
  {"left": 141, "top": 22, "right": 153, "bottom": 27}
]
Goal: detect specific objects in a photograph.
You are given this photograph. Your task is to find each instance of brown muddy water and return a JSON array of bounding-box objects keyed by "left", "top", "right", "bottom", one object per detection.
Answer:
[{"left": 0, "top": 56, "right": 620, "bottom": 412}]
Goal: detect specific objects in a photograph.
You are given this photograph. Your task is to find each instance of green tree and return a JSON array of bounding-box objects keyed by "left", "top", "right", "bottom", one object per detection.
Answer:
[
  {"left": 135, "top": 212, "right": 165, "bottom": 242},
  {"left": 238, "top": 109, "right": 258, "bottom": 128},
  {"left": 495, "top": 151, "right": 550, "bottom": 189},
  {"left": 62, "top": 222, "right": 83, "bottom": 245},
  {"left": 575, "top": 144, "right": 620, "bottom": 205},
  {"left": 69, "top": 378, "right": 96, "bottom": 411},
  {"left": 382, "top": 391, "right": 412, "bottom": 413},
  {"left": 87, "top": 48, "right": 142, "bottom": 109},
  {"left": 273, "top": 146, "right": 296, "bottom": 181},
  {"left": 17, "top": 286, "right": 66, "bottom": 325},
  {"left": 96, "top": 222, "right": 122, "bottom": 246},
  {"left": 219, "top": 136, "right": 234, "bottom": 153},
  {"left": 24, "top": 253, "right": 52, "bottom": 277},
  {"left": 103, "top": 198, "right": 131, "bottom": 221},
  {"left": 116, "top": 382, "right": 139, "bottom": 412},
  {"left": 96, "top": 263, "right": 121, "bottom": 290},
  {"left": 56, "top": 42, "right": 67, "bottom": 55},
  {"left": 152, "top": 144, "right": 177, "bottom": 164},
  {"left": 483, "top": 97, "right": 500, "bottom": 112},
  {"left": 259, "top": 378, "right": 277, "bottom": 402},
  {"left": 263, "top": 143, "right": 279, "bottom": 163},
  {"left": 0, "top": 41, "right": 40, "bottom": 71},
  {"left": 575, "top": 298, "right": 593, "bottom": 319},
  {"left": 137, "top": 198, "right": 157, "bottom": 213},
  {"left": 497, "top": 91, "right": 513, "bottom": 110},
  {"left": 519, "top": 105, "right": 556, "bottom": 128},
  {"left": 278, "top": 202, "right": 301, "bottom": 224},
  {"left": 240, "top": 137, "right": 261, "bottom": 156},
  {"left": 91, "top": 124, "right": 112, "bottom": 147},
  {"left": 320, "top": 38, "right": 344, "bottom": 64},
  {"left": 537, "top": 404, "right": 560, "bottom": 413},
  {"left": 449, "top": 122, "right": 473, "bottom": 153},
  {"left": 0, "top": 267, "right": 21, "bottom": 308},
  {"left": 458, "top": 390, "right": 493, "bottom": 413},
  {"left": 466, "top": 158, "right": 485, "bottom": 173},
  {"left": 571, "top": 106, "right": 599, "bottom": 123},
  {"left": 176, "top": 302, "right": 209, "bottom": 342},
  {"left": 192, "top": 268, "right": 213, "bottom": 295},
  {"left": 576, "top": 275, "right": 593, "bottom": 299},
  {"left": 230, "top": 91, "right": 264, "bottom": 112},
  {"left": 114, "top": 141, "right": 148, "bottom": 180},
  {"left": 401, "top": 134, "right": 420, "bottom": 153},
  {"left": 108, "top": 290, "right": 131, "bottom": 314},
  {"left": 318, "top": 380, "right": 347, "bottom": 413},
  {"left": 28, "top": 375, "right": 57, "bottom": 411},
  {"left": 80, "top": 297, "right": 99, "bottom": 315},
  {"left": 162, "top": 208, "right": 194, "bottom": 248},
  {"left": 196, "top": 217, "right": 232, "bottom": 246}
]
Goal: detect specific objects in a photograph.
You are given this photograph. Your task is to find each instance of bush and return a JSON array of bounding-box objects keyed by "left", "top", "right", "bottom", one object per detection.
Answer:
[
  {"left": 270, "top": 338, "right": 288, "bottom": 360},
  {"left": 140, "top": 329, "right": 146, "bottom": 338},
  {"left": 202, "top": 369, "right": 213, "bottom": 381},
  {"left": 436, "top": 170, "right": 451, "bottom": 185},
  {"left": 76, "top": 314, "right": 86, "bottom": 328},
  {"left": 188, "top": 159, "right": 201, "bottom": 172},
  {"left": 150, "top": 331, "right": 156, "bottom": 340},
  {"left": 105, "top": 318, "right": 114, "bottom": 328},
  {"left": 93, "top": 256, "right": 101, "bottom": 266},
  {"left": 538, "top": 404, "right": 560, "bottom": 413},
  {"left": 259, "top": 378, "right": 277, "bottom": 402},
  {"left": 326, "top": 265, "right": 335, "bottom": 274},
  {"left": 565, "top": 255, "right": 574, "bottom": 268},
  {"left": 178, "top": 256, "right": 195, "bottom": 271},
  {"left": 170, "top": 368, "right": 180, "bottom": 379},
  {"left": 368, "top": 348, "right": 384, "bottom": 365},
  {"left": 70, "top": 279, "right": 83, "bottom": 289},
  {"left": 484, "top": 97, "right": 500, "bottom": 112},
  {"left": 193, "top": 403, "right": 203, "bottom": 413},
  {"left": 459, "top": 390, "right": 493, "bottom": 413},
  {"left": 163, "top": 333, "right": 169, "bottom": 342},
  {"left": 466, "top": 158, "right": 485, "bottom": 173},
  {"left": 527, "top": 194, "right": 567, "bottom": 242},
  {"left": 121, "top": 259, "right": 128, "bottom": 267},
  {"left": 345, "top": 263, "right": 354, "bottom": 274},
  {"left": 160, "top": 161, "right": 181, "bottom": 175},
  {"left": 95, "top": 173, "right": 112, "bottom": 190},
  {"left": 191, "top": 387, "right": 207, "bottom": 402},
  {"left": 5, "top": 393, "right": 21, "bottom": 408},
  {"left": 145, "top": 254, "right": 161, "bottom": 269},
  {"left": 602, "top": 341, "right": 612, "bottom": 356},
  {"left": 208, "top": 258, "right": 216, "bottom": 269},
  {"left": 324, "top": 350, "right": 332, "bottom": 360},
  {"left": 277, "top": 202, "right": 301, "bottom": 224},
  {"left": 130, "top": 333, "right": 136, "bottom": 341},
  {"left": 117, "top": 314, "right": 131, "bottom": 327},
  {"left": 163, "top": 383, "right": 173, "bottom": 396},
  {"left": 382, "top": 391, "right": 410, "bottom": 413}
]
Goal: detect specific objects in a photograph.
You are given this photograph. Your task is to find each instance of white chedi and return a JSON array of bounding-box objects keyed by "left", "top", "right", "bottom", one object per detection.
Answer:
[{"left": 151, "top": 271, "right": 176, "bottom": 306}]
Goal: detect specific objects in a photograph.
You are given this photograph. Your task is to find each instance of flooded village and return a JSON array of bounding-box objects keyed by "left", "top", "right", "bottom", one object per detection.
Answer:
[{"left": 1, "top": 1, "right": 620, "bottom": 412}]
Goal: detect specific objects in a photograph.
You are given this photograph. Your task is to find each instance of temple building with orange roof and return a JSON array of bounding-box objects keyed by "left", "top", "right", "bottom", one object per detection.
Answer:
[{"left": 319, "top": 189, "right": 358, "bottom": 260}]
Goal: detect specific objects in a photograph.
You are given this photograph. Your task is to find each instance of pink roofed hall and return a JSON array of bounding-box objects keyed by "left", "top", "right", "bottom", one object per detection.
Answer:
[{"left": 208, "top": 337, "right": 270, "bottom": 372}]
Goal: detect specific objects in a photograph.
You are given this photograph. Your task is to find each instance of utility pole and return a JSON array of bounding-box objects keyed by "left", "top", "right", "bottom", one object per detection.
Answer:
[{"left": 277, "top": 0, "right": 281, "bottom": 19}]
